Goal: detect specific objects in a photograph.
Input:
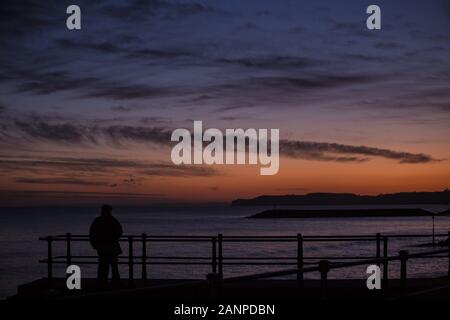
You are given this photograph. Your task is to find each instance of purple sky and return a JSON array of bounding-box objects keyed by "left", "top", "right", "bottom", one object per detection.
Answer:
[{"left": 0, "top": 0, "right": 449, "bottom": 205}]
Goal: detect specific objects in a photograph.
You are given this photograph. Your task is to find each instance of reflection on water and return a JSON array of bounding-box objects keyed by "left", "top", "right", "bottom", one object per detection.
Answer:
[{"left": 0, "top": 204, "right": 449, "bottom": 299}]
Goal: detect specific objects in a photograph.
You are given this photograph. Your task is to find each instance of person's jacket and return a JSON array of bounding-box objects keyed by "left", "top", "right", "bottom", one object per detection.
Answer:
[{"left": 89, "top": 215, "right": 123, "bottom": 255}]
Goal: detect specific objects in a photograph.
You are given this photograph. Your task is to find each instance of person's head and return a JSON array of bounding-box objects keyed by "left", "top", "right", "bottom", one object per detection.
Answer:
[{"left": 101, "top": 204, "right": 113, "bottom": 217}]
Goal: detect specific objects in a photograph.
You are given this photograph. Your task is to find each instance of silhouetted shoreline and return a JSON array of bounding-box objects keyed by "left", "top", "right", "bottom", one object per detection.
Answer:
[
  {"left": 233, "top": 190, "right": 450, "bottom": 206},
  {"left": 247, "top": 208, "right": 437, "bottom": 219}
]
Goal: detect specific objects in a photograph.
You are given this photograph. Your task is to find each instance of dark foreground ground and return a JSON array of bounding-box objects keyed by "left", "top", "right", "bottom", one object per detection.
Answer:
[{"left": 9, "top": 277, "right": 450, "bottom": 301}]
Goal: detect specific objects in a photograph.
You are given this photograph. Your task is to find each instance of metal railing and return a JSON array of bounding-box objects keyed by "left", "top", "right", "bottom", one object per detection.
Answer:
[
  {"left": 39, "top": 232, "right": 450, "bottom": 289},
  {"left": 218, "top": 246, "right": 450, "bottom": 299}
]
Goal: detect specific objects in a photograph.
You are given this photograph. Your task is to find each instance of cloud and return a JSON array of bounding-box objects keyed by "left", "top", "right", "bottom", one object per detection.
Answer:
[
  {"left": 55, "top": 39, "right": 122, "bottom": 54},
  {"left": 13, "top": 70, "right": 99, "bottom": 95},
  {"left": 169, "top": 2, "right": 217, "bottom": 16},
  {"left": 140, "top": 116, "right": 171, "bottom": 125},
  {"left": 440, "top": 0, "right": 450, "bottom": 18},
  {"left": 140, "top": 164, "right": 218, "bottom": 177},
  {"left": 55, "top": 38, "right": 195, "bottom": 60},
  {"left": 0, "top": 190, "right": 164, "bottom": 206},
  {"left": 101, "top": 125, "right": 172, "bottom": 145},
  {"left": 0, "top": 156, "right": 220, "bottom": 178},
  {"left": 100, "top": 0, "right": 164, "bottom": 20},
  {"left": 0, "top": 0, "right": 59, "bottom": 38},
  {"left": 342, "top": 54, "right": 383, "bottom": 62},
  {"left": 10, "top": 116, "right": 173, "bottom": 146},
  {"left": 5, "top": 116, "right": 440, "bottom": 165},
  {"left": 85, "top": 83, "right": 171, "bottom": 100},
  {"left": 251, "top": 74, "right": 377, "bottom": 90},
  {"left": 126, "top": 48, "right": 195, "bottom": 60},
  {"left": 0, "top": 189, "right": 161, "bottom": 197},
  {"left": 100, "top": 0, "right": 219, "bottom": 21},
  {"left": 218, "top": 56, "right": 319, "bottom": 69},
  {"left": 15, "top": 177, "right": 111, "bottom": 186},
  {"left": 110, "top": 105, "right": 137, "bottom": 112},
  {"left": 0, "top": 156, "right": 143, "bottom": 173},
  {"left": 219, "top": 116, "right": 241, "bottom": 121},
  {"left": 207, "top": 72, "right": 382, "bottom": 112},
  {"left": 280, "top": 140, "right": 438, "bottom": 164},
  {"left": 14, "top": 119, "right": 87, "bottom": 143},
  {"left": 375, "top": 42, "right": 400, "bottom": 50},
  {"left": 332, "top": 21, "right": 378, "bottom": 38},
  {"left": 6, "top": 67, "right": 172, "bottom": 100}
]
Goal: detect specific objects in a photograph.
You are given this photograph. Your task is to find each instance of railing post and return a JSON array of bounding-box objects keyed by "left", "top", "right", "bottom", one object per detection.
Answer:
[
  {"left": 297, "top": 233, "right": 304, "bottom": 288},
  {"left": 383, "top": 236, "right": 389, "bottom": 289},
  {"left": 212, "top": 237, "right": 217, "bottom": 274},
  {"left": 128, "top": 236, "right": 134, "bottom": 285},
  {"left": 376, "top": 233, "right": 381, "bottom": 266},
  {"left": 207, "top": 272, "right": 222, "bottom": 299},
  {"left": 141, "top": 233, "right": 147, "bottom": 280},
  {"left": 399, "top": 250, "right": 409, "bottom": 293},
  {"left": 66, "top": 233, "right": 72, "bottom": 267},
  {"left": 47, "top": 236, "right": 53, "bottom": 287},
  {"left": 319, "top": 260, "right": 330, "bottom": 300},
  {"left": 218, "top": 233, "right": 223, "bottom": 278}
]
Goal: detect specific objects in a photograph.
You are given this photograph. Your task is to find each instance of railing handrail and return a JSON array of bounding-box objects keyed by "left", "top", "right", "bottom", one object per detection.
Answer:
[
  {"left": 40, "top": 230, "right": 450, "bottom": 298},
  {"left": 39, "top": 233, "right": 450, "bottom": 240},
  {"left": 222, "top": 247, "right": 450, "bottom": 283}
]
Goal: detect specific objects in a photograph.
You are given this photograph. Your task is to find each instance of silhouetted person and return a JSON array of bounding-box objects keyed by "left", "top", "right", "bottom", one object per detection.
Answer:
[{"left": 89, "top": 205, "right": 123, "bottom": 288}]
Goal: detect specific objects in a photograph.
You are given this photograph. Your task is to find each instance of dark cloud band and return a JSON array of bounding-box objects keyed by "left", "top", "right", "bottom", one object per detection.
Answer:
[
  {"left": 280, "top": 140, "right": 438, "bottom": 164},
  {"left": 4, "top": 116, "right": 439, "bottom": 165}
]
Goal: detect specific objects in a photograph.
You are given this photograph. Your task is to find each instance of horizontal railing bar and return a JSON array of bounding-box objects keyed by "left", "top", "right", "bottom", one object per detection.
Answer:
[
  {"left": 407, "top": 248, "right": 450, "bottom": 258},
  {"left": 383, "top": 234, "right": 448, "bottom": 238},
  {"left": 223, "top": 266, "right": 319, "bottom": 283},
  {"left": 46, "top": 254, "right": 380, "bottom": 261},
  {"left": 224, "top": 239, "right": 374, "bottom": 242},
  {"left": 44, "top": 235, "right": 215, "bottom": 239},
  {"left": 40, "top": 233, "right": 448, "bottom": 238},
  {"left": 30, "top": 235, "right": 391, "bottom": 239},
  {"left": 39, "top": 234, "right": 449, "bottom": 243},
  {"left": 329, "top": 249, "right": 450, "bottom": 269},
  {"left": 225, "top": 235, "right": 376, "bottom": 238},
  {"left": 50, "top": 255, "right": 213, "bottom": 260},
  {"left": 38, "top": 238, "right": 381, "bottom": 243},
  {"left": 220, "top": 248, "right": 450, "bottom": 282},
  {"left": 42, "top": 238, "right": 214, "bottom": 243},
  {"left": 222, "top": 262, "right": 298, "bottom": 266},
  {"left": 40, "top": 260, "right": 215, "bottom": 266},
  {"left": 41, "top": 238, "right": 375, "bottom": 243},
  {"left": 43, "top": 253, "right": 449, "bottom": 265},
  {"left": 45, "top": 251, "right": 450, "bottom": 261},
  {"left": 201, "top": 256, "right": 377, "bottom": 260}
]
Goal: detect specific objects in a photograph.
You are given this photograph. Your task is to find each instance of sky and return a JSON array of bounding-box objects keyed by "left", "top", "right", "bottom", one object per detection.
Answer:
[{"left": 0, "top": 0, "right": 449, "bottom": 205}]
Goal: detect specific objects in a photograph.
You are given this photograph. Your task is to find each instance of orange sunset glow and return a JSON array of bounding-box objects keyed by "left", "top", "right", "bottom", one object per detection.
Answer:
[{"left": 0, "top": 0, "right": 449, "bottom": 206}]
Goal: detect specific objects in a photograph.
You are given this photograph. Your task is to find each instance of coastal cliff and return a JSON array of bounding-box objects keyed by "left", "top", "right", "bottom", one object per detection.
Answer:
[{"left": 234, "top": 190, "right": 450, "bottom": 206}]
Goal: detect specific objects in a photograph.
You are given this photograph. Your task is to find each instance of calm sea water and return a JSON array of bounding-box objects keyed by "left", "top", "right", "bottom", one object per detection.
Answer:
[{"left": 1, "top": 204, "right": 450, "bottom": 299}]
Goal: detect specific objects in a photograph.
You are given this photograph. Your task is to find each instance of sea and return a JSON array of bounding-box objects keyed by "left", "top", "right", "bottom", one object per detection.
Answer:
[{"left": 1, "top": 204, "right": 450, "bottom": 299}]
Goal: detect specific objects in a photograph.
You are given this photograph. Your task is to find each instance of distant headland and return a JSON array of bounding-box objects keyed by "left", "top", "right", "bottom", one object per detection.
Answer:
[
  {"left": 247, "top": 208, "right": 438, "bottom": 219},
  {"left": 232, "top": 189, "right": 450, "bottom": 206}
]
